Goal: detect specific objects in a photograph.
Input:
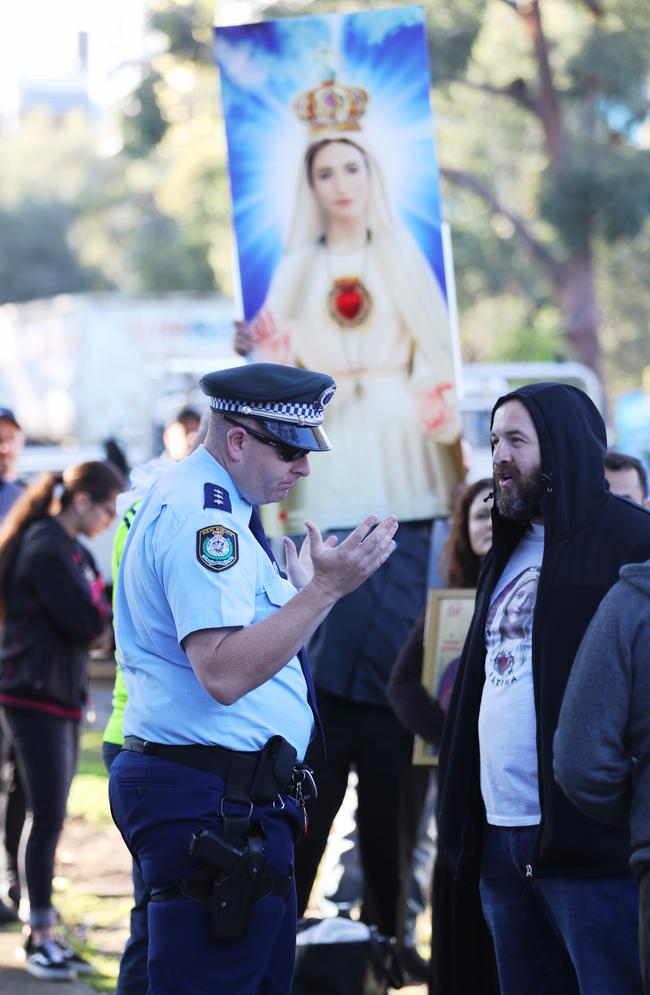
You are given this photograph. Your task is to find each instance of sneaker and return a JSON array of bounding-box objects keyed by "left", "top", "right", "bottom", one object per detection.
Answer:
[
  {"left": 25, "top": 937, "right": 77, "bottom": 982},
  {"left": 53, "top": 936, "right": 95, "bottom": 975}
]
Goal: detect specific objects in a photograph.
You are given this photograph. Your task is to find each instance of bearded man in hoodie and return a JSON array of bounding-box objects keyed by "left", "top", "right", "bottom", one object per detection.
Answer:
[
  {"left": 433, "top": 383, "right": 650, "bottom": 995},
  {"left": 555, "top": 560, "right": 650, "bottom": 993}
]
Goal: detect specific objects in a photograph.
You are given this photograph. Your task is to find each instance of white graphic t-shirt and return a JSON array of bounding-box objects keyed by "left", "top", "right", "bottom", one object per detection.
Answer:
[{"left": 478, "top": 523, "right": 544, "bottom": 826}]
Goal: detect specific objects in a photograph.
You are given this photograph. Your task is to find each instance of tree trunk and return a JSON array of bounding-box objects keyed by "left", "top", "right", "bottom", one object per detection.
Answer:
[
  {"left": 559, "top": 250, "right": 601, "bottom": 375},
  {"left": 519, "top": 1, "right": 567, "bottom": 167}
]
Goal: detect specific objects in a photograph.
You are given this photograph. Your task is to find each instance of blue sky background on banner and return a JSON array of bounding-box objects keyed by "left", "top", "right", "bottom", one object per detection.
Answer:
[{"left": 215, "top": 6, "right": 447, "bottom": 321}]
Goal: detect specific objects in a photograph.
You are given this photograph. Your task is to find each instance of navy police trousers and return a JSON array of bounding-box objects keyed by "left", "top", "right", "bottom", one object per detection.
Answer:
[{"left": 109, "top": 750, "right": 303, "bottom": 994}]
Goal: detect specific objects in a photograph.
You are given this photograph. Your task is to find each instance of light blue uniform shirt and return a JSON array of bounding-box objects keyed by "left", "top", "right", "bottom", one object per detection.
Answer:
[{"left": 114, "top": 446, "right": 313, "bottom": 759}]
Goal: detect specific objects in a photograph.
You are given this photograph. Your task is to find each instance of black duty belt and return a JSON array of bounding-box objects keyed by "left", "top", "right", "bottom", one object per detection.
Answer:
[{"left": 122, "top": 734, "right": 297, "bottom": 806}]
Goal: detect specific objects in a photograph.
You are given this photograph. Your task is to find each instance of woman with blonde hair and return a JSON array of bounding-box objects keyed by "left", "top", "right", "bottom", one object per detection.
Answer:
[{"left": 0, "top": 460, "right": 123, "bottom": 981}]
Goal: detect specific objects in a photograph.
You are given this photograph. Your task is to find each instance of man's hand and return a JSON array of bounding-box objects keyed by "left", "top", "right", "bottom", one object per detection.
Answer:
[
  {"left": 283, "top": 531, "right": 338, "bottom": 590},
  {"left": 305, "top": 515, "right": 398, "bottom": 600}
]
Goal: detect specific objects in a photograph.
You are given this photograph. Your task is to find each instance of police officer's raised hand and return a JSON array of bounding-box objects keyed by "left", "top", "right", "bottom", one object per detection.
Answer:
[
  {"left": 282, "top": 530, "right": 338, "bottom": 590},
  {"left": 305, "top": 515, "right": 398, "bottom": 600}
]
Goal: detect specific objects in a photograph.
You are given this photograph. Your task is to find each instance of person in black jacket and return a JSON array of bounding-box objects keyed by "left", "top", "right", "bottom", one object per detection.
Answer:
[
  {"left": 0, "top": 460, "right": 124, "bottom": 982},
  {"left": 387, "top": 477, "right": 493, "bottom": 991},
  {"left": 434, "top": 383, "right": 650, "bottom": 995},
  {"left": 387, "top": 476, "right": 493, "bottom": 740},
  {"left": 0, "top": 406, "right": 25, "bottom": 924}
]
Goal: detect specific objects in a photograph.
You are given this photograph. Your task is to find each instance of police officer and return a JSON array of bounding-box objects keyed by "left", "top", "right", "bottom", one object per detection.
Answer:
[{"left": 109, "top": 363, "right": 398, "bottom": 995}]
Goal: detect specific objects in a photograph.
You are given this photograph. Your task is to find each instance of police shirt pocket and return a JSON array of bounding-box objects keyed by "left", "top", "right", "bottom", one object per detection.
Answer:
[
  {"left": 258, "top": 577, "right": 294, "bottom": 616},
  {"left": 263, "top": 576, "right": 291, "bottom": 608}
]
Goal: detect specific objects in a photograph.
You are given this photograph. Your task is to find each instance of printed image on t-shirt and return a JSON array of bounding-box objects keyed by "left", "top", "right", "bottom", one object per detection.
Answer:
[{"left": 485, "top": 566, "right": 540, "bottom": 688}]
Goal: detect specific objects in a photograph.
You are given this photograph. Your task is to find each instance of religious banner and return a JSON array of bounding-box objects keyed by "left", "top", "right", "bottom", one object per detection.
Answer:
[{"left": 215, "top": 7, "right": 462, "bottom": 534}]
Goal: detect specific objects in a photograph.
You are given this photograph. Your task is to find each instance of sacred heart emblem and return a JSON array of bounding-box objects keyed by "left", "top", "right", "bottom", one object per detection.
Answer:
[
  {"left": 328, "top": 276, "right": 371, "bottom": 328},
  {"left": 494, "top": 651, "right": 514, "bottom": 676}
]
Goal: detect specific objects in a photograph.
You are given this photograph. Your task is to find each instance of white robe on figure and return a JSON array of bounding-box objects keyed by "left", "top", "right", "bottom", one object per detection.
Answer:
[{"left": 253, "top": 229, "right": 461, "bottom": 534}]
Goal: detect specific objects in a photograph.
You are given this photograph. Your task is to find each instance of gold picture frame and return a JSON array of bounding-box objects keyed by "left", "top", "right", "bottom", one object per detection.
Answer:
[{"left": 413, "top": 588, "right": 476, "bottom": 766}]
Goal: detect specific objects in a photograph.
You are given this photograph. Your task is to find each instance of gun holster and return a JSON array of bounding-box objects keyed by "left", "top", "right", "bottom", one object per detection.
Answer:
[
  {"left": 149, "top": 737, "right": 298, "bottom": 940},
  {"left": 186, "top": 828, "right": 267, "bottom": 940}
]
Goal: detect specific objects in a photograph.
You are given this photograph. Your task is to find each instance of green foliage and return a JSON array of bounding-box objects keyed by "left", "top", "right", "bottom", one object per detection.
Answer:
[
  {"left": 151, "top": 1, "right": 214, "bottom": 63},
  {"left": 427, "top": 0, "right": 650, "bottom": 387},
  {"left": 122, "top": 69, "right": 169, "bottom": 156},
  {"left": 566, "top": 28, "right": 650, "bottom": 129},
  {"left": 596, "top": 153, "right": 650, "bottom": 240},
  {"left": 423, "top": 0, "right": 483, "bottom": 83},
  {"left": 67, "top": 774, "right": 112, "bottom": 825},
  {"left": 67, "top": 727, "right": 111, "bottom": 825},
  {"left": 597, "top": 217, "right": 650, "bottom": 394},
  {"left": 133, "top": 214, "right": 217, "bottom": 291},
  {"left": 0, "top": 200, "right": 111, "bottom": 304},
  {"left": 0, "top": 108, "right": 106, "bottom": 206},
  {"left": 76, "top": 729, "right": 108, "bottom": 777},
  {"left": 540, "top": 149, "right": 650, "bottom": 251}
]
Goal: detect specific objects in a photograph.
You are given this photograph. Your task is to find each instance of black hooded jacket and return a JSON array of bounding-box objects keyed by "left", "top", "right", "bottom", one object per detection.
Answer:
[{"left": 433, "top": 382, "right": 650, "bottom": 993}]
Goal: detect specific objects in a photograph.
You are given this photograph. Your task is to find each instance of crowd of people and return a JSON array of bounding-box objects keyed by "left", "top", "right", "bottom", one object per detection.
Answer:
[{"left": 0, "top": 376, "right": 649, "bottom": 995}]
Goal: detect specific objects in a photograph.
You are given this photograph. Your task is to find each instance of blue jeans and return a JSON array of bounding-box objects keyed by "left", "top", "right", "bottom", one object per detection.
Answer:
[
  {"left": 103, "top": 742, "right": 149, "bottom": 995},
  {"left": 479, "top": 824, "right": 643, "bottom": 995}
]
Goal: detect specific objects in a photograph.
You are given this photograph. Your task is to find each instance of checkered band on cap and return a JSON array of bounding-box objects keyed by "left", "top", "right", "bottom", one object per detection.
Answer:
[{"left": 209, "top": 396, "right": 325, "bottom": 426}]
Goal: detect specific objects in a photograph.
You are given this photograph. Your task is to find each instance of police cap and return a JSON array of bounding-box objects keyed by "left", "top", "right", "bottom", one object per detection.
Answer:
[{"left": 200, "top": 363, "right": 336, "bottom": 453}]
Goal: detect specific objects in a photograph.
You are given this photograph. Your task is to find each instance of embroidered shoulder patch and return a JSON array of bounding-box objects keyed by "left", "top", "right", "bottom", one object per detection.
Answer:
[
  {"left": 196, "top": 525, "right": 238, "bottom": 572},
  {"left": 203, "top": 483, "right": 232, "bottom": 512}
]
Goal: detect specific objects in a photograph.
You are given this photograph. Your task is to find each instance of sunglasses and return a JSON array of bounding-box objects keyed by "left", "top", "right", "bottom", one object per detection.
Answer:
[{"left": 223, "top": 415, "right": 310, "bottom": 463}]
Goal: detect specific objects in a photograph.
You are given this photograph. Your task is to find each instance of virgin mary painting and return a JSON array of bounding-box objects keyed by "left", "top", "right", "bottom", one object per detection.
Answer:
[
  {"left": 218, "top": 8, "right": 463, "bottom": 534},
  {"left": 234, "top": 73, "right": 461, "bottom": 534}
]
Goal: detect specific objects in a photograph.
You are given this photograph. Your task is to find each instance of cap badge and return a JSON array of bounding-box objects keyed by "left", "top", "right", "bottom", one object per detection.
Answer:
[{"left": 318, "top": 385, "right": 336, "bottom": 408}]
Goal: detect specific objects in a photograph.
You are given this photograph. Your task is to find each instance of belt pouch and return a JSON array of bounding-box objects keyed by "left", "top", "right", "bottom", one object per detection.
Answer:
[{"left": 249, "top": 735, "right": 297, "bottom": 803}]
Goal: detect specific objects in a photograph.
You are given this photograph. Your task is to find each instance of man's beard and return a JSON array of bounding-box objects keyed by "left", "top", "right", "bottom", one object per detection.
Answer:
[{"left": 493, "top": 464, "right": 543, "bottom": 522}]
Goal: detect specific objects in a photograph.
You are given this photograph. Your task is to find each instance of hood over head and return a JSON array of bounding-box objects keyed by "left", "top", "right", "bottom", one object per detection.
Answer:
[
  {"left": 618, "top": 559, "right": 650, "bottom": 597},
  {"left": 491, "top": 382, "right": 607, "bottom": 539}
]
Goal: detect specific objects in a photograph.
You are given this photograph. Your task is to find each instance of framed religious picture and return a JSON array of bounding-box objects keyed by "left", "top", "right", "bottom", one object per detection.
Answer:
[
  {"left": 214, "top": 7, "right": 463, "bottom": 537},
  {"left": 413, "top": 588, "right": 476, "bottom": 766}
]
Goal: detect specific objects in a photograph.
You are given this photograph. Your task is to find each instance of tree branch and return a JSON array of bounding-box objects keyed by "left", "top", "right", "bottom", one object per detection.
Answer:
[
  {"left": 441, "top": 166, "right": 563, "bottom": 286},
  {"left": 517, "top": 1, "right": 567, "bottom": 165},
  {"left": 580, "top": 0, "right": 604, "bottom": 16},
  {"left": 450, "top": 76, "right": 542, "bottom": 118}
]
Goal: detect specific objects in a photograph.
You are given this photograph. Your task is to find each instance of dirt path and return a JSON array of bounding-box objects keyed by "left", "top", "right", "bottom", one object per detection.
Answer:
[{"left": 0, "top": 816, "right": 131, "bottom": 993}]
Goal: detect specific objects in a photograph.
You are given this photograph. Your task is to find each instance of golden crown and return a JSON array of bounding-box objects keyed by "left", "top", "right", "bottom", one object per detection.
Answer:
[{"left": 293, "top": 75, "right": 368, "bottom": 134}]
